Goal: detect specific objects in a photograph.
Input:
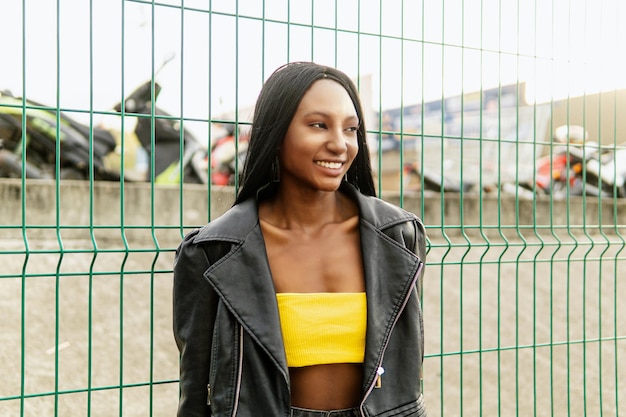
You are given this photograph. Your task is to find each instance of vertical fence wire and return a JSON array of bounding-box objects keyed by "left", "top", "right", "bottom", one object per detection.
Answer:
[
  {"left": 611, "top": 62, "right": 624, "bottom": 416},
  {"left": 18, "top": 2, "right": 28, "bottom": 416},
  {"left": 87, "top": 1, "right": 96, "bottom": 416},
  {"left": 54, "top": 2, "right": 63, "bottom": 415},
  {"left": 1, "top": 1, "right": 626, "bottom": 416},
  {"left": 206, "top": 0, "right": 214, "bottom": 226},
  {"left": 530, "top": 3, "right": 542, "bottom": 416}
]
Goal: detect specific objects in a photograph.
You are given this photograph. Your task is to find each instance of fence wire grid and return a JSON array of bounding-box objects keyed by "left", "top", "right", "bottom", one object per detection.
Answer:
[{"left": 0, "top": 1, "right": 625, "bottom": 416}]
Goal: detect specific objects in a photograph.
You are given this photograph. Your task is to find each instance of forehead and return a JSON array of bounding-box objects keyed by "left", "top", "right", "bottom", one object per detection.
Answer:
[{"left": 297, "top": 79, "right": 358, "bottom": 117}]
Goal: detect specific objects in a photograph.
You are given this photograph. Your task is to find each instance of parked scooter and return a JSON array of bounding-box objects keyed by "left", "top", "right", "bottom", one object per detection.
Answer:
[
  {"left": 112, "top": 54, "right": 209, "bottom": 184},
  {"left": 0, "top": 89, "right": 119, "bottom": 180},
  {"left": 528, "top": 125, "right": 626, "bottom": 198},
  {"left": 402, "top": 160, "right": 475, "bottom": 193},
  {"left": 0, "top": 54, "right": 211, "bottom": 185},
  {"left": 581, "top": 144, "right": 626, "bottom": 198},
  {"left": 209, "top": 124, "right": 248, "bottom": 186},
  {"left": 530, "top": 125, "right": 592, "bottom": 198},
  {"left": 0, "top": 139, "right": 46, "bottom": 178}
]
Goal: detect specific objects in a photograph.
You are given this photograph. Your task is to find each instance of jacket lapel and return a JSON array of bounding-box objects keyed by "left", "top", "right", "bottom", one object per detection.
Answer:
[
  {"left": 359, "top": 218, "right": 422, "bottom": 389},
  {"left": 202, "top": 217, "right": 290, "bottom": 377}
]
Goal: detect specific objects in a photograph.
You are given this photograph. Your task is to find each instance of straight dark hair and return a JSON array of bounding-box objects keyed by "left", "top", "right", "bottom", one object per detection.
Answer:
[{"left": 234, "top": 62, "right": 376, "bottom": 205}]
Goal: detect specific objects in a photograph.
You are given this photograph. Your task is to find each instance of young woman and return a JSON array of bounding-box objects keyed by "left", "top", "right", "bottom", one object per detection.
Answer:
[{"left": 173, "top": 62, "right": 428, "bottom": 417}]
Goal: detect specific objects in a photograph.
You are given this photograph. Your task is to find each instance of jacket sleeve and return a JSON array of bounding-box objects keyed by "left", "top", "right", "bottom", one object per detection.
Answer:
[
  {"left": 411, "top": 217, "right": 427, "bottom": 299},
  {"left": 411, "top": 217, "right": 427, "bottom": 369},
  {"left": 394, "top": 215, "right": 428, "bottom": 368},
  {"left": 173, "top": 230, "right": 217, "bottom": 417},
  {"left": 390, "top": 216, "right": 427, "bottom": 296}
]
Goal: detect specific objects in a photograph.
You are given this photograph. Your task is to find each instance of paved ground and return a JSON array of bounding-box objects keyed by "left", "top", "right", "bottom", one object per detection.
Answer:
[
  {"left": 1, "top": 231, "right": 624, "bottom": 417},
  {"left": 422, "top": 231, "right": 626, "bottom": 417}
]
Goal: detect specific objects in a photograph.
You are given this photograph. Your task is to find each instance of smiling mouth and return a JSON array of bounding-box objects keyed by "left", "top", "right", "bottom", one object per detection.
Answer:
[{"left": 315, "top": 161, "right": 343, "bottom": 169}]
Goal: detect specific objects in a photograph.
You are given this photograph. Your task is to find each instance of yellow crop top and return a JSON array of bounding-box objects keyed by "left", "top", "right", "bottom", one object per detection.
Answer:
[{"left": 276, "top": 292, "right": 367, "bottom": 368}]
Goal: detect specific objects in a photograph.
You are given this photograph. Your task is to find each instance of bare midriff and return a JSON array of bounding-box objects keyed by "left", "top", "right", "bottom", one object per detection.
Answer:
[{"left": 289, "top": 363, "right": 364, "bottom": 410}]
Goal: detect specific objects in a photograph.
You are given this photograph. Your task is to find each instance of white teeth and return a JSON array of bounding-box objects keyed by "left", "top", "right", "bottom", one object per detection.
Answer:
[{"left": 316, "top": 161, "right": 342, "bottom": 169}]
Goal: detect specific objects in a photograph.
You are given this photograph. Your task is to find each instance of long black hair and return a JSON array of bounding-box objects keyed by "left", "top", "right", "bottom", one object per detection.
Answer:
[{"left": 234, "top": 62, "right": 376, "bottom": 205}]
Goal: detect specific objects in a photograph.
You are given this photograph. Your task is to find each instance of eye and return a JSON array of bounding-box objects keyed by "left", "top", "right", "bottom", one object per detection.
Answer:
[
  {"left": 310, "top": 122, "right": 326, "bottom": 129},
  {"left": 345, "top": 126, "right": 358, "bottom": 133}
]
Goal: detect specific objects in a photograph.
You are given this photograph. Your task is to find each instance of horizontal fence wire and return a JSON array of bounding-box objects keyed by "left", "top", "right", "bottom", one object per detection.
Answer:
[{"left": 0, "top": 1, "right": 625, "bottom": 416}]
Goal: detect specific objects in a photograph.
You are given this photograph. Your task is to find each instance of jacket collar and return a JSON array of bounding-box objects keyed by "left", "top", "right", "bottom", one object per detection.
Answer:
[
  {"left": 195, "top": 183, "right": 422, "bottom": 384},
  {"left": 193, "top": 182, "right": 417, "bottom": 243}
]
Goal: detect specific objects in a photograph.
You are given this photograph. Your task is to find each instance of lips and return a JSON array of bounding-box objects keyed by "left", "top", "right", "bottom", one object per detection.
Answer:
[{"left": 315, "top": 160, "right": 343, "bottom": 169}]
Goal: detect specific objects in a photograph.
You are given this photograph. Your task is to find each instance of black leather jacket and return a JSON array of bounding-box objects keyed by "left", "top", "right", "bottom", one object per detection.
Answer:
[{"left": 173, "top": 183, "right": 427, "bottom": 416}]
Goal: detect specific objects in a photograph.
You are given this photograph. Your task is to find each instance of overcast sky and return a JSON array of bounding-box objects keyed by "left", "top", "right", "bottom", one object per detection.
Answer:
[{"left": 1, "top": 0, "right": 624, "bottom": 136}]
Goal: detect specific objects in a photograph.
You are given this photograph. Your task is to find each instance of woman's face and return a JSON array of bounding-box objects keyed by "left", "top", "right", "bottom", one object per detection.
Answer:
[{"left": 278, "top": 79, "right": 359, "bottom": 193}]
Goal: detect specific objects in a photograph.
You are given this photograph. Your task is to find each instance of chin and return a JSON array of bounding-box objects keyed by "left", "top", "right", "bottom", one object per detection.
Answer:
[
  {"left": 315, "top": 181, "right": 344, "bottom": 192},
  {"left": 290, "top": 176, "right": 344, "bottom": 192}
]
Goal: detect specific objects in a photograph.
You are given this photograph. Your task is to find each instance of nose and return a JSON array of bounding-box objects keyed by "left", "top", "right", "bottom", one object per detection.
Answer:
[{"left": 326, "top": 127, "right": 349, "bottom": 154}]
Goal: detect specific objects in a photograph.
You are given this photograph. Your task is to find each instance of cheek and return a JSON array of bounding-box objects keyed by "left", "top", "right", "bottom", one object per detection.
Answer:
[
  {"left": 278, "top": 137, "right": 307, "bottom": 169},
  {"left": 347, "top": 136, "right": 359, "bottom": 160}
]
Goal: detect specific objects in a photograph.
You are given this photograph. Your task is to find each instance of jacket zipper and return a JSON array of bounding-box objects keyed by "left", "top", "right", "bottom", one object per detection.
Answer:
[
  {"left": 207, "top": 325, "right": 244, "bottom": 413},
  {"left": 231, "top": 324, "right": 244, "bottom": 417},
  {"left": 359, "top": 262, "right": 424, "bottom": 415}
]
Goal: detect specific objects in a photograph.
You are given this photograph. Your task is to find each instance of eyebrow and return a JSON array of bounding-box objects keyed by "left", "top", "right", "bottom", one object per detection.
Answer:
[{"left": 303, "top": 111, "right": 359, "bottom": 122}]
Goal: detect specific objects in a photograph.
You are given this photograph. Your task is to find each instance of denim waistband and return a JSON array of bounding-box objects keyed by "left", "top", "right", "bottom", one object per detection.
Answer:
[{"left": 290, "top": 406, "right": 359, "bottom": 417}]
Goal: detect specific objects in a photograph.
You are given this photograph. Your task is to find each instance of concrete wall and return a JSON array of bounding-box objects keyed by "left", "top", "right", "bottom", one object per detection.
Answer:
[
  {"left": 0, "top": 179, "right": 233, "bottom": 245},
  {"left": 1, "top": 179, "right": 625, "bottom": 244}
]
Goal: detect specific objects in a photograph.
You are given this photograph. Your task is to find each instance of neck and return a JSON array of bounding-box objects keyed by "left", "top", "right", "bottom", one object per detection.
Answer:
[{"left": 260, "top": 184, "right": 355, "bottom": 232}]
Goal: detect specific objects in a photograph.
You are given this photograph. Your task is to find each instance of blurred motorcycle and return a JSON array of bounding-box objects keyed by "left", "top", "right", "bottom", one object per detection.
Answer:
[
  {"left": 0, "top": 89, "right": 119, "bottom": 180},
  {"left": 531, "top": 125, "right": 626, "bottom": 198},
  {"left": 112, "top": 54, "right": 209, "bottom": 184},
  {"left": 532, "top": 125, "right": 591, "bottom": 197},
  {"left": 0, "top": 54, "right": 212, "bottom": 185},
  {"left": 582, "top": 144, "right": 626, "bottom": 198},
  {"left": 209, "top": 123, "right": 248, "bottom": 186}
]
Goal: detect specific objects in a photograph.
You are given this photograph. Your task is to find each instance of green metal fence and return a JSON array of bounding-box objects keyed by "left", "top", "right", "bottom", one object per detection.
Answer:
[{"left": 1, "top": 1, "right": 625, "bottom": 416}]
